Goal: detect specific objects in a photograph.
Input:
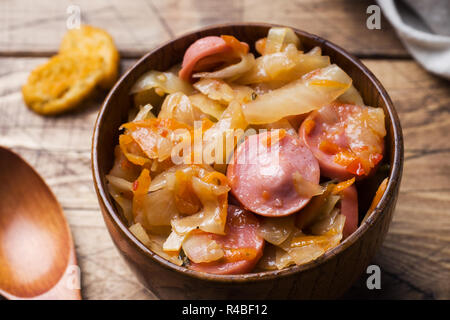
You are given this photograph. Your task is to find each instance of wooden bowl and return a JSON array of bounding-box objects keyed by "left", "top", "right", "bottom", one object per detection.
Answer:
[{"left": 92, "top": 23, "right": 404, "bottom": 299}]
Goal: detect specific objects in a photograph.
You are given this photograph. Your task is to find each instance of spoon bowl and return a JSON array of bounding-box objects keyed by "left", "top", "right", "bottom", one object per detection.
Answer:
[{"left": 0, "top": 147, "right": 80, "bottom": 300}]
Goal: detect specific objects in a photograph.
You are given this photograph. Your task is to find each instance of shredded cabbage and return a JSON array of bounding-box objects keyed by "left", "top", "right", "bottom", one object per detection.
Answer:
[
  {"left": 119, "top": 118, "right": 193, "bottom": 171},
  {"left": 193, "top": 79, "right": 235, "bottom": 104},
  {"left": 202, "top": 101, "right": 248, "bottom": 165},
  {"left": 274, "top": 214, "right": 346, "bottom": 269},
  {"left": 159, "top": 92, "right": 205, "bottom": 126},
  {"left": 309, "top": 208, "right": 340, "bottom": 235},
  {"left": 129, "top": 223, "right": 152, "bottom": 247},
  {"left": 132, "top": 104, "right": 156, "bottom": 122},
  {"left": 106, "top": 175, "right": 133, "bottom": 193},
  {"left": 147, "top": 232, "right": 184, "bottom": 266},
  {"left": 193, "top": 53, "right": 256, "bottom": 80},
  {"left": 181, "top": 232, "right": 224, "bottom": 263},
  {"left": 242, "top": 64, "right": 352, "bottom": 124},
  {"left": 292, "top": 172, "right": 326, "bottom": 198},
  {"left": 306, "top": 46, "right": 322, "bottom": 56},
  {"left": 257, "top": 215, "right": 295, "bottom": 245},
  {"left": 338, "top": 84, "right": 365, "bottom": 106},
  {"left": 255, "top": 244, "right": 278, "bottom": 270},
  {"left": 171, "top": 176, "right": 228, "bottom": 235},
  {"left": 265, "top": 27, "right": 301, "bottom": 54},
  {"left": 189, "top": 94, "right": 226, "bottom": 120},
  {"left": 130, "top": 70, "right": 194, "bottom": 95},
  {"left": 109, "top": 145, "right": 141, "bottom": 181},
  {"left": 108, "top": 183, "right": 133, "bottom": 225},
  {"left": 163, "top": 230, "right": 186, "bottom": 252},
  {"left": 142, "top": 187, "right": 180, "bottom": 226},
  {"left": 237, "top": 44, "right": 330, "bottom": 86}
]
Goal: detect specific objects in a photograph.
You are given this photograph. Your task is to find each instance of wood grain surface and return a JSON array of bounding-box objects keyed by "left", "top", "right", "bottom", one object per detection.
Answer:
[
  {"left": 0, "top": 0, "right": 448, "bottom": 299},
  {"left": 0, "top": 0, "right": 407, "bottom": 58}
]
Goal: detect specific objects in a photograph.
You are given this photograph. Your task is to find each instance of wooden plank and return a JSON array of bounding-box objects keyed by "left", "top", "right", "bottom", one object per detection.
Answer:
[
  {"left": 0, "top": 57, "right": 448, "bottom": 299},
  {"left": 0, "top": 0, "right": 408, "bottom": 58}
]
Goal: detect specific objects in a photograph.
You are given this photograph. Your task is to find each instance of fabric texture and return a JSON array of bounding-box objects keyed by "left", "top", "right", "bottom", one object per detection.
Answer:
[{"left": 377, "top": 0, "right": 450, "bottom": 79}]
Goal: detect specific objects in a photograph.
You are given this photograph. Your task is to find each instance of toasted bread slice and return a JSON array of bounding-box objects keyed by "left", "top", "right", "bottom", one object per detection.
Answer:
[
  {"left": 59, "top": 25, "right": 119, "bottom": 89},
  {"left": 22, "top": 53, "right": 103, "bottom": 115}
]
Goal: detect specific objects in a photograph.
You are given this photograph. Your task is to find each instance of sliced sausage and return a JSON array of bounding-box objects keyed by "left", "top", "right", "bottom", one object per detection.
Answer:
[
  {"left": 339, "top": 185, "right": 358, "bottom": 239},
  {"left": 227, "top": 131, "right": 320, "bottom": 217},
  {"left": 299, "top": 103, "right": 385, "bottom": 180},
  {"left": 188, "top": 205, "right": 264, "bottom": 274},
  {"left": 179, "top": 36, "right": 249, "bottom": 81}
]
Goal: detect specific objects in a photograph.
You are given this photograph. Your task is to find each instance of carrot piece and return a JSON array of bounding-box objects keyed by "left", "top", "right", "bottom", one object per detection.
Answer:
[
  {"left": 332, "top": 177, "right": 355, "bottom": 195},
  {"left": 255, "top": 38, "right": 267, "bottom": 55},
  {"left": 203, "top": 171, "right": 229, "bottom": 186},
  {"left": 132, "top": 169, "right": 152, "bottom": 221},
  {"left": 310, "top": 80, "right": 348, "bottom": 88},
  {"left": 346, "top": 158, "right": 365, "bottom": 176},
  {"left": 366, "top": 178, "right": 388, "bottom": 216},
  {"left": 334, "top": 150, "right": 366, "bottom": 176},
  {"left": 303, "top": 119, "right": 316, "bottom": 135},
  {"left": 201, "top": 117, "right": 215, "bottom": 131},
  {"left": 133, "top": 169, "right": 151, "bottom": 196},
  {"left": 221, "top": 35, "right": 249, "bottom": 55},
  {"left": 119, "top": 134, "right": 150, "bottom": 166},
  {"left": 319, "top": 140, "right": 341, "bottom": 155},
  {"left": 333, "top": 150, "right": 356, "bottom": 167}
]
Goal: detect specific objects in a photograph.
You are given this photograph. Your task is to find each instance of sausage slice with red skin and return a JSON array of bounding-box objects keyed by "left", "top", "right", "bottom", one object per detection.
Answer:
[
  {"left": 339, "top": 185, "right": 358, "bottom": 239},
  {"left": 179, "top": 36, "right": 249, "bottom": 81},
  {"left": 299, "top": 103, "right": 384, "bottom": 180},
  {"left": 227, "top": 132, "right": 320, "bottom": 217},
  {"left": 188, "top": 205, "right": 264, "bottom": 275}
]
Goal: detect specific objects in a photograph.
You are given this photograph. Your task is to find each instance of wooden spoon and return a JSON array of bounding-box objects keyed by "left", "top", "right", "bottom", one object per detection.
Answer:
[{"left": 0, "top": 147, "right": 81, "bottom": 300}]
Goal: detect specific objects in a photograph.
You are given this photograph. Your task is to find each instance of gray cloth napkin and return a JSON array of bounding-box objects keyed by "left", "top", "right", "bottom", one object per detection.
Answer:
[{"left": 377, "top": 0, "right": 450, "bottom": 79}]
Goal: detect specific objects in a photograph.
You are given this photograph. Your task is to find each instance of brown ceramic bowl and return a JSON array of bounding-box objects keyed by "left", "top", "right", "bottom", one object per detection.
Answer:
[{"left": 92, "top": 23, "right": 403, "bottom": 299}]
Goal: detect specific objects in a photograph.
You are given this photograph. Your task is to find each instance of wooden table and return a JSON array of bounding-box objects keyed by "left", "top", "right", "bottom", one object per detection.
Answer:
[{"left": 0, "top": 0, "right": 448, "bottom": 300}]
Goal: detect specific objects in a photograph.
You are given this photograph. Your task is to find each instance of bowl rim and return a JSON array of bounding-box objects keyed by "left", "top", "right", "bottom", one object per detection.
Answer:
[{"left": 92, "top": 22, "right": 404, "bottom": 283}]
